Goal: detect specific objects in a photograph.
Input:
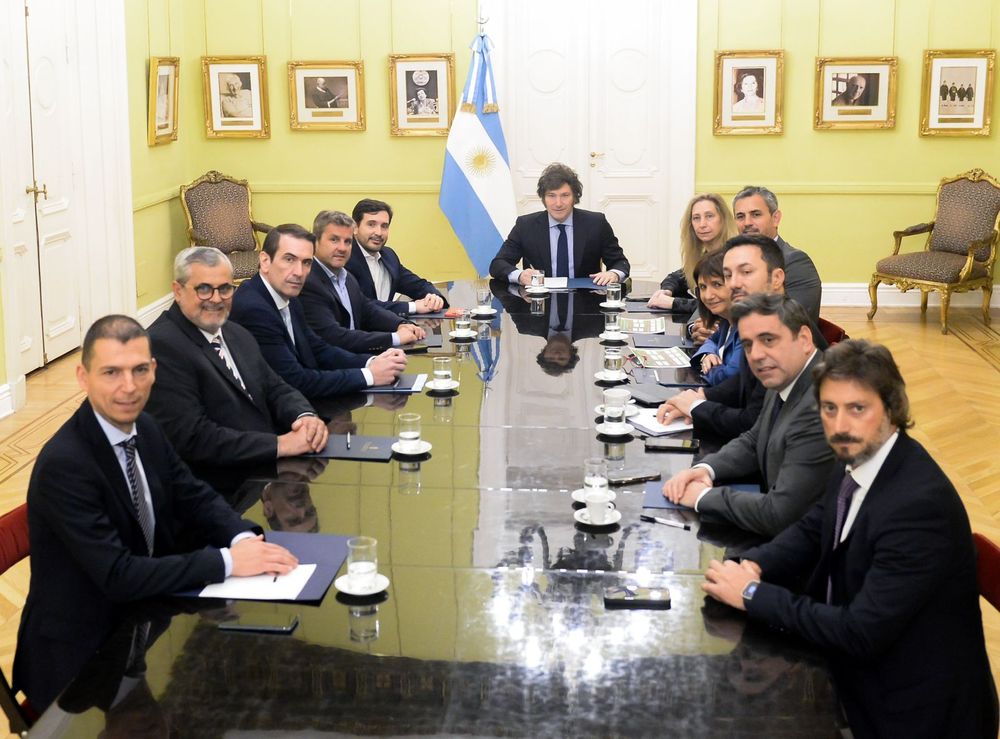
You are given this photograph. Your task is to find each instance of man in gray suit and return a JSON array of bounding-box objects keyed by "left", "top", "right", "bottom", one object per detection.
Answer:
[{"left": 663, "top": 293, "right": 835, "bottom": 538}]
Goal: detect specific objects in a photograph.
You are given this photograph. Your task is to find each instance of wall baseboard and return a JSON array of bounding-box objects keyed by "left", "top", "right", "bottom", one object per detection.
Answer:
[
  {"left": 824, "top": 283, "right": 998, "bottom": 308},
  {"left": 137, "top": 293, "right": 173, "bottom": 327},
  {"left": 0, "top": 382, "right": 15, "bottom": 420}
]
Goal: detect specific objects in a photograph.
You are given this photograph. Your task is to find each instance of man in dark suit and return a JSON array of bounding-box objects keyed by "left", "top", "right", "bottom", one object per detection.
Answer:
[
  {"left": 147, "top": 247, "right": 328, "bottom": 474},
  {"left": 703, "top": 340, "right": 998, "bottom": 738},
  {"left": 301, "top": 210, "right": 426, "bottom": 353},
  {"left": 230, "top": 224, "right": 407, "bottom": 401},
  {"left": 663, "top": 294, "right": 835, "bottom": 537},
  {"left": 13, "top": 315, "right": 298, "bottom": 711},
  {"left": 489, "top": 162, "right": 630, "bottom": 286},
  {"left": 345, "top": 198, "right": 448, "bottom": 316}
]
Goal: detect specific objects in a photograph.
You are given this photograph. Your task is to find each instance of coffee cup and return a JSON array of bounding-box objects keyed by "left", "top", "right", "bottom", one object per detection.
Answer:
[{"left": 585, "top": 489, "right": 616, "bottom": 525}]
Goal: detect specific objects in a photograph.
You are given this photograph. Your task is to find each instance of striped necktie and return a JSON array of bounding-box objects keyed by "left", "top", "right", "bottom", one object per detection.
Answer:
[
  {"left": 118, "top": 437, "right": 154, "bottom": 554},
  {"left": 210, "top": 336, "right": 250, "bottom": 396}
]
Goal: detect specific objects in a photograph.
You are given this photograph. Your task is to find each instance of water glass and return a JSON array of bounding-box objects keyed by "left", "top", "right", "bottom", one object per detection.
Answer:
[
  {"left": 606, "top": 283, "right": 622, "bottom": 304},
  {"left": 603, "top": 347, "right": 623, "bottom": 374},
  {"left": 433, "top": 356, "right": 452, "bottom": 383},
  {"left": 347, "top": 536, "right": 378, "bottom": 590},
  {"left": 604, "top": 312, "right": 620, "bottom": 332},
  {"left": 583, "top": 457, "right": 608, "bottom": 494},
  {"left": 530, "top": 271, "right": 545, "bottom": 288},
  {"left": 398, "top": 413, "right": 422, "bottom": 453},
  {"left": 455, "top": 310, "right": 472, "bottom": 333},
  {"left": 476, "top": 285, "right": 492, "bottom": 309},
  {"left": 603, "top": 388, "right": 630, "bottom": 427}
]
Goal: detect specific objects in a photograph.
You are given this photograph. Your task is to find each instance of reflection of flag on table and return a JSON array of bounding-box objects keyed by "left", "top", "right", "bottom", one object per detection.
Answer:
[
  {"left": 472, "top": 295, "right": 503, "bottom": 383},
  {"left": 439, "top": 33, "right": 516, "bottom": 277}
]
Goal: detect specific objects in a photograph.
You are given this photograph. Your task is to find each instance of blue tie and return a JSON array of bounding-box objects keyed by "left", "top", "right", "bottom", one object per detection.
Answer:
[{"left": 555, "top": 224, "right": 569, "bottom": 278}]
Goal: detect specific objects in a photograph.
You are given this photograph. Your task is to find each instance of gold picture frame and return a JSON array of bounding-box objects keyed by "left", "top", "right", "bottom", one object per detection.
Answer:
[
  {"left": 389, "top": 53, "right": 455, "bottom": 136},
  {"left": 920, "top": 49, "right": 995, "bottom": 137},
  {"left": 714, "top": 50, "right": 784, "bottom": 135},
  {"left": 814, "top": 57, "right": 898, "bottom": 130},
  {"left": 201, "top": 56, "right": 270, "bottom": 139},
  {"left": 288, "top": 61, "right": 365, "bottom": 130},
  {"left": 147, "top": 56, "right": 179, "bottom": 146}
]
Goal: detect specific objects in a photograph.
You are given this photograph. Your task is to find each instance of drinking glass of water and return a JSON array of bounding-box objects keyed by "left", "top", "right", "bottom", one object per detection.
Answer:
[
  {"left": 398, "top": 413, "right": 422, "bottom": 453},
  {"left": 347, "top": 536, "right": 378, "bottom": 591},
  {"left": 583, "top": 457, "right": 609, "bottom": 493}
]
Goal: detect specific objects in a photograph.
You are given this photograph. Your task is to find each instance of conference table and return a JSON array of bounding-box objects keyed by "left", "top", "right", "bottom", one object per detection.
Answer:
[{"left": 29, "top": 280, "right": 846, "bottom": 737}]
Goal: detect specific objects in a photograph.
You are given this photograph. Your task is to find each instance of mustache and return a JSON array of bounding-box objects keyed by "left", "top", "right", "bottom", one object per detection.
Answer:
[{"left": 828, "top": 433, "right": 862, "bottom": 444}]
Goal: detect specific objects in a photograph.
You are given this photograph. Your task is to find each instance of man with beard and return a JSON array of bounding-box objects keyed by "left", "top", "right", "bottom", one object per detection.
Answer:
[{"left": 702, "top": 339, "right": 998, "bottom": 738}]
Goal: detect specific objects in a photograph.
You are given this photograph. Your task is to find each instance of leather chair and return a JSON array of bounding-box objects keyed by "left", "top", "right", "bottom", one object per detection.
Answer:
[
  {"left": 816, "top": 317, "right": 848, "bottom": 346},
  {"left": 973, "top": 532, "right": 1000, "bottom": 612},
  {"left": 0, "top": 504, "right": 35, "bottom": 735},
  {"left": 179, "top": 171, "right": 273, "bottom": 282},
  {"left": 867, "top": 168, "right": 1000, "bottom": 334}
]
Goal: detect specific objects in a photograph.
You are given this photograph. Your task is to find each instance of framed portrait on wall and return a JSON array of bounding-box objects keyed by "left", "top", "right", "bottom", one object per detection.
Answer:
[
  {"left": 388, "top": 53, "right": 455, "bottom": 136},
  {"left": 814, "top": 57, "right": 897, "bottom": 130},
  {"left": 920, "top": 50, "right": 995, "bottom": 136},
  {"left": 147, "top": 57, "right": 179, "bottom": 146},
  {"left": 714, "top": 51, "right": 784, "bottom": 135},
  {"left": 201, "top": 56, "right": 270, "bottom": 138},
  {"left": 288, "top": 61, "right": 365, "bottom": 130}
]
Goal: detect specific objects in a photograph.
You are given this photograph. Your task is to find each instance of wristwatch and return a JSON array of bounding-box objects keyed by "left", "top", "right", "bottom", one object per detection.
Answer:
[{"left": 741, "top": 580, "right": 760, "bottom": 607}]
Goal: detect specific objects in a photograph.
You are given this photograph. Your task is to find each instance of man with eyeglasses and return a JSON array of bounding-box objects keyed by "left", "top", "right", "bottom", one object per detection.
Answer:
[{"left": 147, "top": 247, "right": 329, "bottom": 476}]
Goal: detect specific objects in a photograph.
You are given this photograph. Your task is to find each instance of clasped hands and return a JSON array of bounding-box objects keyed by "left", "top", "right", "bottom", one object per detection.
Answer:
[
  {"left": 517, "top": 268, "right": 620, "bottom": 286},
  {"left": 655, "top": 388, "right": 706, "bottom": 425},
  {"left": 413, "top": 294, "right": 445, "bottom": 313},
  {"left": 702, "top": 559, "right": 762, "bottom": 611},
  {"left": 661, "top": 466, "right": 712, "bottom": 508}
]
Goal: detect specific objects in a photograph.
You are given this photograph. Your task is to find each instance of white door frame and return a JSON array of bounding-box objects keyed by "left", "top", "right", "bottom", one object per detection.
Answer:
[{"left": 0, "top": 0, "right": 135, "bottom": 414}]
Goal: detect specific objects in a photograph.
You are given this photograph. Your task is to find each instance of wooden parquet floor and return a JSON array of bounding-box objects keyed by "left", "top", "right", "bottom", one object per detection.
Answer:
[{"left": 0, "top": 307, "right": 998, "bottom": 733}]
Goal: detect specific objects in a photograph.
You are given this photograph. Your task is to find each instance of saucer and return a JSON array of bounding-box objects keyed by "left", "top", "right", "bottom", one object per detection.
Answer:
[
  {"left": 594, "top": 370, "right": 628, "bottom": 383},
  {"left": 525, "top": 286, "right": 550, "bottom": 295},
  {"left": 391, "top": 440, "right": 433, "bottom": 456},
  {"left": 574, "top": 508, "right": 623, "bottom": 527},
  {"left": 599, "top": 331, "right": 628, "bottom": 342},
  {"left": 471, "top": 306, "right": 497, "bottom": 316},
  {"left": 449, "top": 329, "right": 477, "bottom": 339},
  {"left": 571, "top": 488, "right": 617, "bottom": 504},
  {"left": 335, "top": 573, "right": 390, "bottom": 597},
  {"left": 426, "top": 379, "right": 460, "bottom": 391},
  {"left": 599, "top": 301, "right": 625, "bottom": 311},
  {"left": 594, "top": 403, "right": 639, "bottom": 418},
  {"left": 595, "top": 422, "right": 633, "bottom": 437}
]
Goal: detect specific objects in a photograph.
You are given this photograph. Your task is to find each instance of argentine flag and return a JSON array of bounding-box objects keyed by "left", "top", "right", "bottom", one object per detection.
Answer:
[{"left": 439, "top": 33, "right": 517, "bottom": 276}]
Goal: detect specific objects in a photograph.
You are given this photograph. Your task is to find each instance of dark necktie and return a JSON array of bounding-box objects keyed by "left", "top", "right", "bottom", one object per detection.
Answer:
[
  {"left": 826, "top": 473, "right": 861, "bottom": 603},
  {"left": 118, "top": 437, "right": 154, "bottom": 554},
  {"left": 768, "top": 395, "right": 784, "bottom": 433},
  {"left": 556, "top": 293, "right": 569, "bottom": 331},
  {"left": 555, "top": 224, "right": 569, "bottom": 278},
  {"left": 211, "top": 336, "right": 250, "bottom": 397}
]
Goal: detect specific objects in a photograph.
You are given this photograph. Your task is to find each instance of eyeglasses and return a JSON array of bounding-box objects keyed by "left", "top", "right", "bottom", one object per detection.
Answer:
[{"left": 190, "top": 283, "right": 235, "bottom": 299}]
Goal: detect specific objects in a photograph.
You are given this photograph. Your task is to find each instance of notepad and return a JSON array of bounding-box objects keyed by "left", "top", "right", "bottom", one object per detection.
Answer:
[
  {"left": 631, "top": 347, "right": 691, "bottom": 369},
  {"left": 304, "top": 434, "right": 394, "bottom": 462},
  {"left": 364, "top": 373, "right": 427, "bottom": 394},
  {"left": 198, "top": 564, "right": 317, "bottom": 601},
  {"left": 620, "top": 316, "right": 666, "bottom": 334},
  {"left": 628, "top": 408, "right": 693, "bottom": 436}
]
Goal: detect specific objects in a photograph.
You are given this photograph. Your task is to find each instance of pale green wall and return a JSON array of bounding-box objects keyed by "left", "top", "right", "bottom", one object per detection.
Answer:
[{"left": 696, "top": 0, "right": 1000, "bottom": 283}]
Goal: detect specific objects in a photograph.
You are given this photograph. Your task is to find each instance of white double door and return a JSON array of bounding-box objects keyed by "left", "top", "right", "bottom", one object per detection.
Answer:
[{"left": 487, "top": 0, "right": 697, "bottom": 280}]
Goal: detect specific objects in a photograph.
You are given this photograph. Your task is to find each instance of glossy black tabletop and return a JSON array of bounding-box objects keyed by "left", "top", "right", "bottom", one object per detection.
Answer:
[{"left": 30, "top": 280, "right": 845, "bottom": 737}]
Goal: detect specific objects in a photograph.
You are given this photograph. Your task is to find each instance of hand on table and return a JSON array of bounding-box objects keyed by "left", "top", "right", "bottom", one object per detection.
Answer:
[
  {"left": 396, "top": 323, "right": 426, "bottom": 344},
  {"left": 662, "top": 466, "right": 712, "bottom": 505},
  {"left": 231, "top": 535, "right": 299, "bottom": 578},
  {"left": 647, "top": 290, "right": 674, "bottom": 309},
  {"left": 703, "top": 559, "right": 760, "bottom": 611},
  {"left": 590, "top": 270, "right": 620, "bottom": 286},
  {"left": 276, "top": 415, "right": 329, "bottom": 457},
  {"left": 414, "top": 294, "right": 445, "bottom": 313}
]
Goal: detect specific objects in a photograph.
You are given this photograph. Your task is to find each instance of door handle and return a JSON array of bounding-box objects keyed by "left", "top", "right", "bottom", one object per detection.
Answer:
[
  {"left": 589, "top": 151, "right": 604, "bottom": 158},
  {"left": 25, "top": 181, "right": 48, "bottom": 201}
]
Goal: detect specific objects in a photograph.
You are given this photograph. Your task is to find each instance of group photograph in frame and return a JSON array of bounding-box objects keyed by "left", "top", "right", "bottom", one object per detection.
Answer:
[
  {"left": 814, "top": 57, "right": 897, "bottom": 130},
  {"left": 388, "top": 53, "right": 455, "bottom": 136},
  {"left": 921, "top": 49, "right": 995, "bottom": 136},
  {"left": 288, "top": 61, "right": 365, "bottom": 130},
  {"left": 714, "top": 51, "right": 783, "bottom": 135},
  {"left": 202, "top": 56, "right": 270, "bottom": 138},
  {"left": 147, "top": 56, "right": 179, "bottom": 146}
]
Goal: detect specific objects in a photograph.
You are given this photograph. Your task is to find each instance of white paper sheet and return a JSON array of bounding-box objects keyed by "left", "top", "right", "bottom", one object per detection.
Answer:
[
  {"left": 544, "top": 277, "right": 568, "bottom": 288},
  {"left": 410, "top": 373, "right": 427, "bottom": 392},
  {"left": 628, "top": 409, "right": 694, "bottom": 437},
  {"left": 198, "top": 563, "right": 317, "bottom": 601}
]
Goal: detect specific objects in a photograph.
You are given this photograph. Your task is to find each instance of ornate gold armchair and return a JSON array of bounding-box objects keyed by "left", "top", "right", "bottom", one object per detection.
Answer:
[
  {"left": 179, "top": 171, "right": 273, "bottom": 281},
  {"left": 868, "top": 168, "right": 1000, "bottom": 334}
]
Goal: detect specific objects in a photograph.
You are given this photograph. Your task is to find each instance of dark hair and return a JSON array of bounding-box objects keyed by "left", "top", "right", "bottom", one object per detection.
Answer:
[
  {"left": 536, "top": 163, "right": 583, "bottom": 203},
  {"left": 312, "top": 210, "right": 355, "bottom": 241},
  {"left": 693, "top": 251, "right": 727, "bottom": 324},
  {"left": 535, "top": 335, "right": 580, "bottom": 376},
  {"left": 812, "top": 339, "right": 913, "bottom": 429},
  {"left": 729, "top": 293, "right": 812, "bottom": 341},
  {"left": 82, "top": 315, "right": 148, "bottom": 369},
  {"left": 733, "top": 185, "right": 779, "bottom": 214},
  {"left": 262, "top": 223, "right": 315, "bottom": 259},
  {"left": 722, "top": 233, "right": 785, "bottom": 275},
  {"left": 352, "top": 199, "right": 393, "bottom": 225}
]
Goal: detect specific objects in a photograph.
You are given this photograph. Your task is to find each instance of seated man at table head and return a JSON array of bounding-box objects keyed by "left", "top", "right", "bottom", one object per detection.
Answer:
[
  {"left": 488, "top": 162, "right": 630, "bottom": 287},
  {"left": 702, "top": 339, "right": 998, "bottom": 738},
  {"left": 230, "top": 224, "right": 407, "bottom": 401},
  {"left": 345, "top": 198, "right": 448, "bottom": 316},
  {"left": 14, "top": 315, "right": 299, "bottom": 711},
  {"left": 303, "top": 209, "right": 426, "bottom": 353},
  {"left": 147, "top": 247, "right": 329, "bottom": 474},
  {"left": 662, "top": 293, "right": 835, "bottom": 538}
]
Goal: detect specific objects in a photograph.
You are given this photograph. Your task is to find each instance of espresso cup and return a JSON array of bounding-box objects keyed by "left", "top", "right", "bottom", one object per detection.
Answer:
[{"left": 585, "top": 489, "right": 615, "bottom": 525}]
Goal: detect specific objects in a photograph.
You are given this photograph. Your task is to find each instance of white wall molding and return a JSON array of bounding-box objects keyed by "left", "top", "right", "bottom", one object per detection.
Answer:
[
  {"left": 134, "top": 188, "right": 180, "bottom": 212},
  {"left": 137, "top": 293, "right": 173, "bottom": 328},
  {"left": 252, "top": 182, "right": 442, "bottom": 195},
  {"left": 0, "top": 381, "right": 18, "bottom": 420},
  {"left": 824, "top": 282, "right": 999, "bottom": 308},
  {"left": 696, "top": 182, "right": 939, "bottom": 197}
]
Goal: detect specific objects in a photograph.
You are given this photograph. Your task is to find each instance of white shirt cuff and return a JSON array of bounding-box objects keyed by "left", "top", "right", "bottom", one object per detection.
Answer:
[
  {"left": 692, "top": 462, "right": 715, "bottom": 480},
  {"left": 361, "top": 368, "right": 374, "bottom": 386},
  {"left": 689, "top": 398, "right": 706, "bottom": 413},
  {"left": 610, "top": 269, "right": 625, "bottom": 280},
  {"left": 508, "top": 269, "right": 523, "bottom": 284},
  {"left": 694, "top": 487, "right": 713, "bottom": 512},
  {"left": 407, "top": 302, "right": 417, "bottom": 314},
  {"left": 221, "top": 531, "right": 258, "bottom": 577}
]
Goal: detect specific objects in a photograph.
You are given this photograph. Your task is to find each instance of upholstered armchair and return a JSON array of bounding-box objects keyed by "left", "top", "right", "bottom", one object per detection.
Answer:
[
  {"left": 179, "top": 171, "right": 273, "bottom": 281},
  {"left": 867, "top": 168, "right": 1000, "bottom": 334}
]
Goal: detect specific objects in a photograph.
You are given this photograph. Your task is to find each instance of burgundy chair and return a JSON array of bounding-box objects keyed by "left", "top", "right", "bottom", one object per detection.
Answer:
[
  {"left": 817, "top": 317, "right": 848, "bottom": 346},
  {"left": 0, "top": 504, "right": 36, "bottom": 735},
  {"left": 973, "top": 532, "right": 1000, "bottom": 612}
]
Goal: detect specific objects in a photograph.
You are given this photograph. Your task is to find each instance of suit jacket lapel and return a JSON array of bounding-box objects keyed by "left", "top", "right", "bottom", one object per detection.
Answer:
[
  {"left": 535, "top": 212, "right": 554, "bottom": 275},
  {"left": 572, "top": 209, "right": 588, "bottom": 277}
]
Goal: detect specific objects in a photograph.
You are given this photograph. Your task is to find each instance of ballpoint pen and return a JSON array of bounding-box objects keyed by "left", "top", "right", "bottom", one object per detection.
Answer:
[
  {"left": 346, "top": 432, "right": 351, "bottom": 449},
  {"left": 640, "top": 514, "right": 691, "bottom": 531}
]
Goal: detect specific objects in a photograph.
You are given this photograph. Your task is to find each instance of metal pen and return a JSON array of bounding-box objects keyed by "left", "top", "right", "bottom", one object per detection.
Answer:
[
  {"left": 346, "top": 432, "right": 351, "bottom": 450},
  {"left": 640, "top": 514, "right": 691, "bottom": 531}
]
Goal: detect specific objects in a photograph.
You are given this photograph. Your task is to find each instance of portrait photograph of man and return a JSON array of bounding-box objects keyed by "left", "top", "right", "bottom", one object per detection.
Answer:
[
  {"left": 304, "top": 75, "right": 349, "bottom": 109},
  {"left": 830, "top": 72, "right": 879, "bottom": 107},
  {"left": 405, "top": 69, "right": 439, "bottom": 117}
]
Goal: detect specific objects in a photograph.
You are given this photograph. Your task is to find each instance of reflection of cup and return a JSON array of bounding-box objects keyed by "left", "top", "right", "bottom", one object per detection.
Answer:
[
  {"left": 398, "top": 413, "right": 422, "bottom": 453},
  {"left": 606, "top": 283, "right": 622, "bottom": 304},
  {"left": 455, "top": 310, "right": 471, "bottom": 333},
  {"left": 349, "top": 604, "right": 380, "bottom": 643},
  {"left": 347, "top": 536, "right": 378, "bottom": 590},
  {"left": 604, "top": 441, "right": 626, "bottom": 462},
  {"left": 603, "top": 348, "right": 623, "bottom": 374},
  {"left": 603, "top": 388, "right": 630, "bottom": 428},
  {"left": 530, "top": 297, "right": 546, "bottom": 315},
  {"left": 432, "top": 395, "right": 453, "bottom": 424},
  {"left": 476, "top": 285, "right": 492, "bottom": 308},
  {"left": 585, "top": 489, "right": 615, "bottom": 524},
  {"left": 583, "top": 457, "right": 608, "bottom": 494},
  {"left": 398, "top": 460, "right": 422, "bottom": 495},
  {"left": 530, "top": 272, "right": 545, "bottom": 288},
  {"left": 477, "top": 322, "right": 491, "bottom": 340},
  {"left": 604, "top": 312, "right": 620, "bottom": 331},
  {"left": 433, "top": 357, "right": 452, "bottom": 383}
]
